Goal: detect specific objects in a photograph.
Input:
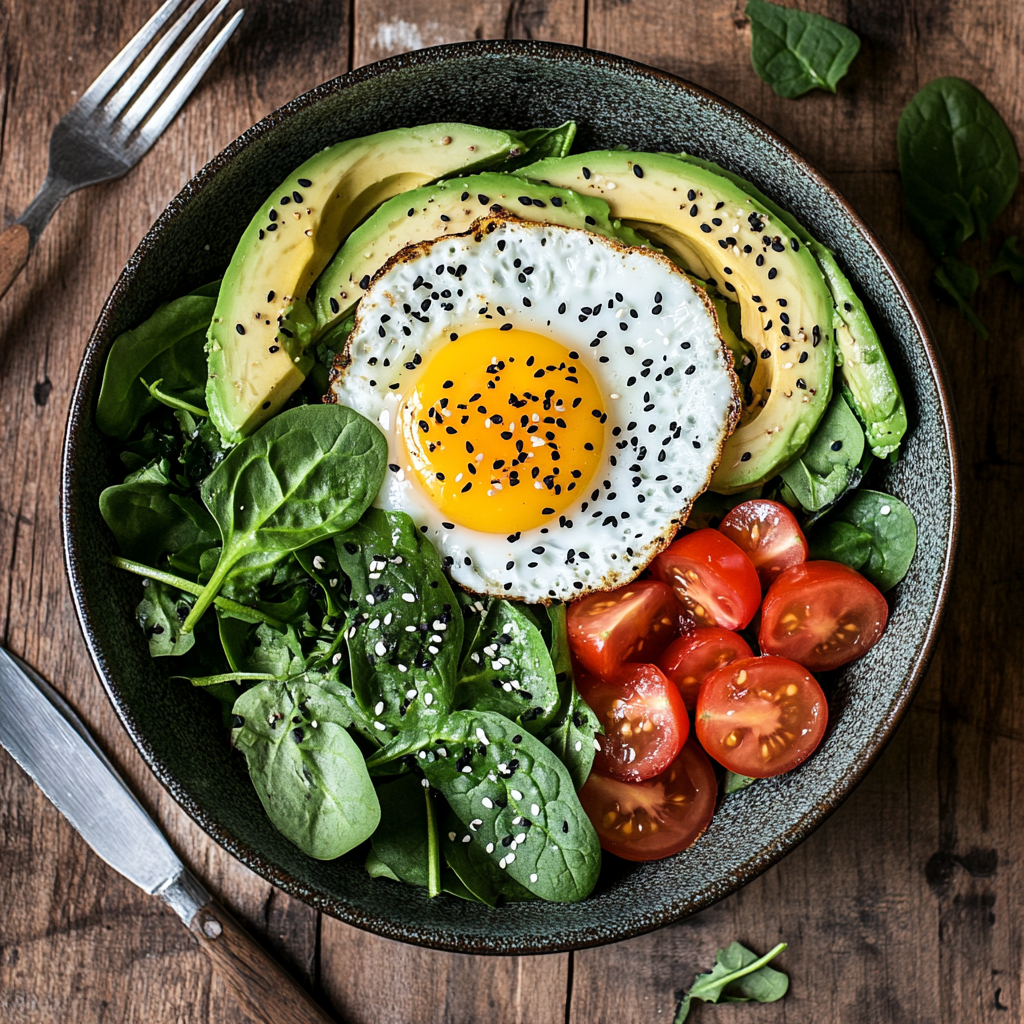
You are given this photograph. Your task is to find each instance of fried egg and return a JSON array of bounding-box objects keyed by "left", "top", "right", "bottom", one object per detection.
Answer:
[{"left": 329, "top": 214, "right": 739, "bottom": 603}]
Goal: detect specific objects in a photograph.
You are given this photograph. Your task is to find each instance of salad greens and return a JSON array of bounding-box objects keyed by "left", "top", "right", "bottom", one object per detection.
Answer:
[
  {"left": 744, "top": 0, "right": 860, "bottom": 98},
  {"left": 674, "top": 941, "right": 789, "bottom": 1022}
]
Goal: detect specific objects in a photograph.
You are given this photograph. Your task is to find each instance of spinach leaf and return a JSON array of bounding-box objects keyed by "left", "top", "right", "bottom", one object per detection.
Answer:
[
  {"left": 744, "top": 0, "right": 860, "bottom": 98},
  {"left": 504, "top": 121, "right": 577, "bottom": 170},
  {"left": 335, "top": 509, "right": 463, "bottom": 733},
  {"left": 675, "top": 942, "right": 789, "bottom": 1022},
  {"left": 686, "top": 486, "right": 763, "bottom": 530},
  {"left": 136, "top": 579, "right": 196, "bottom": 657},
  {"left": 96, "top": 291, "right": 216, "bottom": 439},
  {"left": 141, "top": 377, "right": 209, "bottom": 418},
  {"left": 456, "top": 600, "right": 560, "bottom": 733},
  {"left": 811, "top": 489, "right": 917, "bottom": 591},
  {"left": 988, "top": 235, "right": 1024, "bottom": 284},
  {"left": 294, "top": 542, "right": 347, "bottom": 618},
  {"left": 231, "top": 679, "right": 379, "bottom": 859},
  {"left": 442, "top": 805, "right": 535, "bottom": 906},
  {"left": 183, "top": 404, "right": 387, "bottom": 631},
  {"left": 422, "top": 710, "right": 601, "bottom": 903},
  {"left": 536, "top": 604, "right": 598, "bottom": 790},
  {"left": 779, "top": 390, "right": 865, "bottom": 512},
  {"left": 723, "top": 772, "right": 757, "bottom": 796},
  {"left": 934, "top": 257, "right": 989, "bottom": 338},
  {"left": 898, "top": 77, "right": 1020, "bottom": 260},
  {"left": 368, "top": 772, "right": 432, "bottom": 887}
]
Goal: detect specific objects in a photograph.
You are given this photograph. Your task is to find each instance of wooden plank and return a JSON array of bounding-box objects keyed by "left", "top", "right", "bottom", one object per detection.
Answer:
[{"left": 0, "top": 1, "right": 349, "bottom": 1020}]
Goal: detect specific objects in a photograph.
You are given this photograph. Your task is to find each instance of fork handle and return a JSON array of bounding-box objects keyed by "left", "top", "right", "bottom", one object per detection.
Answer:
[{"left": 0, "top": 224, "right": 30, "bottom": 300}]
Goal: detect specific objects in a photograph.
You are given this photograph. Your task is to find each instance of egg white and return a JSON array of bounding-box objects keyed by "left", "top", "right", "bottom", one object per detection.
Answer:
[{"left": 329, "top": 215, "right": 739, "bottom": 603}]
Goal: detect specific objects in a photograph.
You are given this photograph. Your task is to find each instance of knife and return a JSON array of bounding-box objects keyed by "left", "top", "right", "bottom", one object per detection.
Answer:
[{"left": 0, "top": 646, "right": 335, "bottom": 1024}]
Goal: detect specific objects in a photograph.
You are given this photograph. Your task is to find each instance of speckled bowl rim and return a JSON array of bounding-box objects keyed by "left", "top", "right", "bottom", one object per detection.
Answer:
[{"left": 61, "top": 39, "right": 960, "bottom": 954}]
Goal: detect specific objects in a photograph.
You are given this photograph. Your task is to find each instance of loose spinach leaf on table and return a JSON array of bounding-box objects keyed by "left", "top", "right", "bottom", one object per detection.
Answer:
[
  {"left": 987, "top": 235, "right": 1024, "bottom": 285},
  {"left": 744, "top": 0, "right": 860, "bottom": 99},
  {"left": 335, "top": 508, "right": 463, "bottom": 733},
  {"left": 231, "top": 679, "right": 380, "bottom": 859},
  {"left": 96, "top": 290, "right": 217, "bottom": 440},
  {"left": 183, "top": 404, "right": 387, "bottom": 631},
  {"left": 810, "top": 489, "right": 917, "bottom": 591},
  {"left": 136, "top": 578, "right": 196, "bottom": 657},
  {"left": 675, "top": 941, "right": 789, "bottom": 1023},
  {"left": 898, "top": 77, "right": 1020, "bottom": 260},
  {"left": 934, "top": 256, "right": 989, "bottom": 339},
  {"left": 456, "top": 599, "right": 560, "bottom": 733},
  {"left": 535, "top": 604, "right": 598, "bottom": 790},
  {"left": 422, "top": 709, "right": 601, "bottom": 903},
  {"left": 779, "top": 389, "right": 865, "bottom": 512}
]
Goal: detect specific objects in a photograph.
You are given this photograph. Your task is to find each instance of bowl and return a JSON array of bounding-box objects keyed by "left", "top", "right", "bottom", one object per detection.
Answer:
[{"left": 61, "top": 39, "right": 960, "bottom": 954}]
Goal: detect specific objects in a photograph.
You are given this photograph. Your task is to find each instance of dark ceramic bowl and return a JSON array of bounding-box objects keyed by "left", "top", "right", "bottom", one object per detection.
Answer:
[{"left": 61, "top": 40, "right": 959, "bottom": 954}]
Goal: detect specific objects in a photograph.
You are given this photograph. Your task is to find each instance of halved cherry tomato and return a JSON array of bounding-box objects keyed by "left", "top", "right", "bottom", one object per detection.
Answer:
[
  {"left": 576, "top": 664, "right": 689, "bottom": 782},
  {"left": 649, "top": 529, "right": 760, "bottom": 630},
  {"left": 566, "top": 580, "right": 681, "bottom": 679},
  {"left": 696, "top": 655, "right": 828, "bottom": 777},
  {"left": 719, "top": 499, "right": 808, "bottom": 589},
  {"left": 658, "top": 627, "right": 754, "bottom": 711},
  {"left": 578, "top": 739, "right": 717, "bottom": 861},
  {"left": 759, "top": 560, "right": 888, "bottom": 671}
]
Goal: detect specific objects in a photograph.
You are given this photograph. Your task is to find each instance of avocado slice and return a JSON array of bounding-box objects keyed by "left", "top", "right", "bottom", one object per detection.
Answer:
[
  {"left": 207, "top": 123, "right": 526, "bottom": 443},
  {"left": 517, "top": 151, "right": 836, "bottom": 492},
  {"left": 674, "top": 152, "right": 907, "bottom": 458},
  {"left": 312, "top": 171, "right": 650, "bottom": 335}
]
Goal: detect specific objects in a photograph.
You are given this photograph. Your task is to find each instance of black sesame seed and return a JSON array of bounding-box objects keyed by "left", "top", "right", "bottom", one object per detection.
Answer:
[
  {"left": 796, "top": 378, "right": 807, "bottom": 389},
  {"left": 269, "top": 344, "right": 279, "bottom": 353},
  {"left": 582, "top": 167, "right": 591, "bottom": 179},
  {"left": 700, "top": 223, "right": 712, "bottom": 233},
  {"left": 235, "top": 323, "right": 245, "bottom": 335},
  {"left": 633, "top": 164, "right": 644, "bottom": 178},
  {"left": 831, "top": 440, "right": 843, "bottom": 451},
  {"left": 768, "top": 267, "right": 778, "bottom": 280},
  {"left": 297, "top": 178, "right": 312, "bottom": 187}
]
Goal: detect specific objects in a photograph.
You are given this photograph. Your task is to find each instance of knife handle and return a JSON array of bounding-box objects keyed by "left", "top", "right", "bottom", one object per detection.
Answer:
[{"left": 188, "top": 899, "right": 336, "bottom": 1024}]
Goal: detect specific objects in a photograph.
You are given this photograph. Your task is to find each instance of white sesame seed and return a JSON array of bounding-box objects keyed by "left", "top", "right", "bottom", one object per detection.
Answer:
[
  {"left": 401, "top": 593, "right": 416, "bottom": 603},
  {"left": 462, "top": 835, "right": 471, "bottom": 843},
  {"left": 499, "top": 857, "right": 507, "bottom": 869},
  {"left": 481, "top": 797, "right": 493, "bottom": 808},
  {"left": 511, "top": 789, "right": 523, "bottom": 801},
  {"left": 424, "top": 692, "right": 434, "bottom": 706},
  {"left": 515, "top": 833, "right": 526, "bottom": 844},
  {"left": 374, "top": 642, "right": 387, "bottom": 657},
  {"left": 393, "top": 556, "right": 403, "bottom": 564},
  {"left": 531, "top": 804, "right": 540, "bottom": 816},
  {"left": 374, "top": 701, "right": 385, "bottom": 714},
  {"left": 405, "top": 625, "right": 417, "bottom": 632},
  {"left": 313, "top": 555, "right": 327, "bottom": 570},
  {"left": 329, "top": 578, "right": 338, "bottom": 587},
  {"left": 506, "top": 852, "right": 515, "bottom": 864},
  {"left": 406, "top": 688, "right": 418, "bottom": 699},
  {"left": 428, "top": 645, "right": 439, "bottom": 654},
  {"left": 476, "top": 728, "right": 489, "bottom": 744},
  {"left": 366, "top": 594, "right": 375, "bottom": 605},
  {"left": 491, "top": 660, "right": 504, "bottom": 671},
  {"left": 486, "top": 843, "right": 494, "bottom": 853},
  {"left": 448, "top": 832, "right": 457, "bottom": 841},
  {"left": 512, "top": 815, "right": 522, "bottom": 825},
  {"left": 421, "top": 778, "right": 430, "bottom": 788},
  {"left": 881, "top": 505, "right": 891, "bottom": 515},
  {"left": 594, "top": 739, "right": 602, "bottom": 750},
  {"left": 373, "top": 721, "right": 387, "bottom": 731},
  {"left": 398, "top": 664, "right": 407, "bottom": 673},
  {"left": 530, "top": 873, "right": 538, "bottom": 883},
  {"left": 369, "top": 618, "right": 380, "bottom": 629},
  {"left": 332, "top": 653, "right": 343, "bottom": 665},
  {"left": 384, "top": 612, "right": 393, "bottom": 625},
  {"left": 418, "top": 750, "right": 427, "bottom": 759},
  {"left": 575, "top": 740, "right": 583, "bottom": 752},
  {"left": 462, "top": 765, "right": 473, "bottom": 773}
]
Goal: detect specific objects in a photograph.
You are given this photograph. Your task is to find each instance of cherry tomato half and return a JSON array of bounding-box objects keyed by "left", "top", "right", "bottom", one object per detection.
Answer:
[
  {"left": 658, "top": 627, "right": 755, "bottom": 711},
  {"left": 719, "top": 499, "right": 808, "bottom": 589},
  {"left": 576, "top": 663, "right": 689, "bottom": 782},
  {"left": 759, "top": 560, "right": 888, "bottom": 672},
  {"left": 696, "top": 656, "right": 828, "bottom": 777},
  {"left": 578, "top": 739, "right": 717, "bottom": 861},
  {"left": 566, "top": 580, "right": 681, "bottom": 679},
  {"left": 650, "top": 529, "right": 761, "bottom": 631}
]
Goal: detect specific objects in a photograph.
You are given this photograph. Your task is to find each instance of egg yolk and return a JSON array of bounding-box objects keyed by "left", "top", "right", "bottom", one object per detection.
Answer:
[{"left": 398, "top": 328, "right": 606, "bottom": 534}]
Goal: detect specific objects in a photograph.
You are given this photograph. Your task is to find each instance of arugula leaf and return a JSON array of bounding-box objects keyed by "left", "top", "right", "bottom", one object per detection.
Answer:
[
  {"left": 536, "top": 604, "right": 598, "bottom": 790},
  {"left": 898, "top": 77, "right": 1020, "bottom": 260},
  {"left": 335, "top": 509, "right": 463, "bottom": 733},
  {"left": 810, "top": 489, "right": 917, "bottom": 591},
  {"left": 456, "top": 599, "right": 560, "bottom": 733},
  {"left": 422, "top": 710, "right": 601, "bottom": 903},
  {"left": 934, "top": 257, "right": 989, "bottom": 338},
  {"left": 744, "top": 0, "right": 860, "bottom": 98},
  {"left": 183, "top": 404, "right": 387, "bottom": 631},
  {"left": 988, "top": 235, "right": 1024, "bottom": 284},
  {"left": 96, "top": 291, "right": 216, "bottom": 439},
  {"left": 231, "top": 679, "right": 380, "bottom": 859},
  {"left": 675, "top": 941, "right": 789, "bottom": 1022},
  {"left": 136, "top": 579, "right": 196, "bottom": 657},
  {"left": 779, "top": 390, "right": 865, "bottom": 512}
]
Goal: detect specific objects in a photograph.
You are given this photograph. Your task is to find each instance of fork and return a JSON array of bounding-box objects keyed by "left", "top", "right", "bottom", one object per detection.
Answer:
[{"left": 0, "top": 0, "right": 244, "bottom": 300}]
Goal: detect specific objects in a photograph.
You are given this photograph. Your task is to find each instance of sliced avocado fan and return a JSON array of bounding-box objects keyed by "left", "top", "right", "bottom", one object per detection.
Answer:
[
  {"left": 517, "top": 151, "right": 836, "bottom": 492},
  {"left": 206, "top": 123, "right": 529, "bottom": 443},
  {"left": 312, "top": 171, "right": 650, "bottom": 335},
  {"left": 673, "top": 152, "right": 907, "bottom": 459}
]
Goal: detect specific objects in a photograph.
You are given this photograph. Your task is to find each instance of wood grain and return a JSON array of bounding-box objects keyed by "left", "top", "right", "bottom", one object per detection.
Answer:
[
  {"left": 0, "top": 1, "right": 1021, "bottom": 1022},
  {"left": 0, "top": 222, "right": 29, "bottom": 298}
]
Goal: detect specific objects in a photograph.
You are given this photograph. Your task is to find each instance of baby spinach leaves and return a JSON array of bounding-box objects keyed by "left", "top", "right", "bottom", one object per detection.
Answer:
[
  {"left": 232, "top": 679, "right": 380, "bottom": 860},
  {"left": 96, "top": 290, "right": 216, "bottom": 439},
  {"left": 136, "top": 579, "right": 196, "bottom": 658},
  {"left": 367, "top": 773, "right": 434, "bottom": 888},
  {"left": 779, "top": 390, "right": 864, "bottom": 512},
  {"left": 809, "top": 489, "right": 917, "bottom": 591},
  {"left": 422, "top": 710, "right": 601, "bottom": 903},
  {"left": 987, "top": 235, "right": 1024, "bottom": 285},
  {"left": 456, "top": 600, "right": 560, "bottom": 733},
  {"left": 675, "top": 941, "right": 789, "bottom": 1022},
  {"left": 183, "top": 404, "right": 387, "bottom": 631},
  {"left": 441, "top": 804, "right": 535, "bottom": 906},
  {"left": 898, "top": 77, "right": 1019, "bottom": 259},
  {"left": 744, "top": 0, "right": 860, "bottom": 98},
  {"left": 335, "top": 509, "right": 463, "bottom": 732}
]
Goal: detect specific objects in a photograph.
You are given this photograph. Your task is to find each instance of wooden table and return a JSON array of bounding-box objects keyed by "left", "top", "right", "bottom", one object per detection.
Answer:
[{"left": 1, "top": 1, "right": 1019, "bottom": 1020}]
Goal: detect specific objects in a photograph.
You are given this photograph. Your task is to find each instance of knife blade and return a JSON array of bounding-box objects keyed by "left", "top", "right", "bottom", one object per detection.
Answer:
[{"left": 0, "top": 646, "right": 334, "bottom": 1024}]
